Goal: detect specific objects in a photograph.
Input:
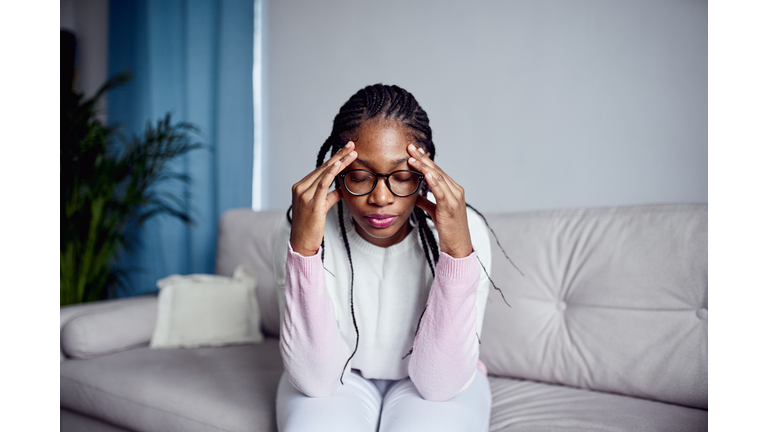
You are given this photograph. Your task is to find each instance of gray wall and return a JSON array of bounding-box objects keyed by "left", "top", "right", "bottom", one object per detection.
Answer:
[{"left": 261, "top": 0, "right": 707, "bottom": 212}]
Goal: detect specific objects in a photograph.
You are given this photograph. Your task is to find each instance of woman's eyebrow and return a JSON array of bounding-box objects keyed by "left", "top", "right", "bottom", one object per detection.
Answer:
[{"left": 355, "top": 157, "right": 410, "bottom": 168}]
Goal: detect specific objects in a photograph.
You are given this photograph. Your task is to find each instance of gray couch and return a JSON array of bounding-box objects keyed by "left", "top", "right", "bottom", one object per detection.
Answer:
[{"left": 60, "top": 203, "right": 708, "bottom": 431}]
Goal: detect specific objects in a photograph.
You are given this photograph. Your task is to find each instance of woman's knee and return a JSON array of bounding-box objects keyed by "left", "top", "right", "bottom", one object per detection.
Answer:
[
  {"left": 277, "top": 372, "right": 383, "bottom": 432},
  {"left": 379, "top": 374, "right": 491, "bottom": 432}
]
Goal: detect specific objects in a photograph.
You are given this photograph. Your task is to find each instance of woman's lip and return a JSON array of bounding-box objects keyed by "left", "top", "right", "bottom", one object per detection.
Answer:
[{"left": 364, "top": 215, "right": 397, "bottom": 228}]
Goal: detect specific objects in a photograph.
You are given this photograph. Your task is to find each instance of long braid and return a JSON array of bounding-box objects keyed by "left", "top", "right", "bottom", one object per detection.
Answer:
[
  {"left": 418, "top": 212, "right": 440, "bottom": 267},
  {"left": 414, "top": 208, "right": 435, "bottom": 277},
  {"left": 465, "top": 203, "right": 524, "bottom": 277},
  {"left": 336, "top": 202, "right": 359, "bottom": 384},
  {"left": 463, "top": 202, "right": 523, "bottom": 308},
  {"left": 316, "top": 137, "right": 334, "bottom": 170},
  {"left": 404, "top": 207, "right": 435, "bottom": 360}
]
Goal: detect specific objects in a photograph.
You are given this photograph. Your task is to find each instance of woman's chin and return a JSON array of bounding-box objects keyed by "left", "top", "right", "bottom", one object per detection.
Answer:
[{"left": 354, "top": 219, "right": 410, "bottom": 246}]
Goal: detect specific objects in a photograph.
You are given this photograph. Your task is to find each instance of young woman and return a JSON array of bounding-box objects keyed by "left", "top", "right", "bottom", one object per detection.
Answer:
[{"left": 273, "top": 84, "right": 493, "bottom": 431}]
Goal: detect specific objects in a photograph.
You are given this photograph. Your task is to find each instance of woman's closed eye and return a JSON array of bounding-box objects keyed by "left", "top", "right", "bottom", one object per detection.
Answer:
[
  {"left": 391, "top": 172, "right": 418, "bottom": 183},
  {"left": 350, "top": 173, "right": 372, "bottom": 183}
]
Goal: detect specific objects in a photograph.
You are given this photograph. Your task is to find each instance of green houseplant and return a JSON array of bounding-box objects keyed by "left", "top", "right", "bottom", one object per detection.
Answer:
[{"left": 61, "top": 73, "right": 202, "bottom": 306}]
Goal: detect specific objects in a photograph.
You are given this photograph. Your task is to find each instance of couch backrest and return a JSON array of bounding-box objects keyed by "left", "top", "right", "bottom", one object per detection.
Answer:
[
  {"left": 216, "top": 209, "right": 285, "bottom": 337},
  {"left": 479, "top": 203, "right": 707, "bottom": 409}
]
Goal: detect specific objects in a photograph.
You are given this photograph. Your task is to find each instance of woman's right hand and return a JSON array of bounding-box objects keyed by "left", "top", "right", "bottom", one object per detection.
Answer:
[{"left": 290, "top": 142, "right": 357, "bottom": 256}]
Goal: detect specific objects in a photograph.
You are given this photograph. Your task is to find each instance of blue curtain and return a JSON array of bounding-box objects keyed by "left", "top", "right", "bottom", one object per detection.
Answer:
[{"left": 108, "top": 0, "right": 254, "bottom": 297}]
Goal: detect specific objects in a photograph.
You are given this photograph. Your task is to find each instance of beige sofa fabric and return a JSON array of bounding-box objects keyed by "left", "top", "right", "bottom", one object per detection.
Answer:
[
  {"left": 487, "top": 377, "right": 707, "bottom": 431},
  {"left": 216, "top": 209, "right": 285, "bottom": 337},
  {"left": 479, "top": 204, "right": 707, "bottom": 409},
  {"left": 60, "top": 295, "right": 158, "bottom": 360},
  {"left": 61, "top": 409, "right": 129, "bottom": 432},
  {"left": 60, "top": 341, "right": 284, "bottom": 432}
]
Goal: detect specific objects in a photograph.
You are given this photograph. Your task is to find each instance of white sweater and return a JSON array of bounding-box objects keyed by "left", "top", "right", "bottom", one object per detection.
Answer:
[{"left": 273, "top": 203, "right": 492, "bottom": 394}]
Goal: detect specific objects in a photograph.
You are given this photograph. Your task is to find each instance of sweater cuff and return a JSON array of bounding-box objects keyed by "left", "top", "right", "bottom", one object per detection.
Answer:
[
  {"left": 287, "top": 243, "right": 323, "bottom": 277},
  {"left": 436, "top": 250, "right": 479, "bottom": 280}
]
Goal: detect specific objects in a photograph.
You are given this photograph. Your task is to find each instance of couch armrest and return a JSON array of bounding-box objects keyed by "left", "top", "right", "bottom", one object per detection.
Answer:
[{"left": 60, "top": 295, "right": 158, "bottom": 361}]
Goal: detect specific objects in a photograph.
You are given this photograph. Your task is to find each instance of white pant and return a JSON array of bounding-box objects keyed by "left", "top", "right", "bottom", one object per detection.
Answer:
[{"left": 276, "top": 370, "right": 491, "bottom": 432}]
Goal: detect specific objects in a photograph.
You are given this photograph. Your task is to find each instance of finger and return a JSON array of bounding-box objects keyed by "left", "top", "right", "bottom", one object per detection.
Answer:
[
  {"left": 412, "top": 144, "right": 464, "bottom": 192},
  {"left": 407, "top": 144, "right": 460, "bottom": 195},
  {"left": 415, "top": 195, "right": 437, "bottom": 220},
  {"left": 330, "top": 141, "right": 356, "bottom": 164},
  {"left": 408, "top": 144, "right": 453, "bottom": 183},
  {"left": 327, "top": 141, "right": 355, "bottom": 165},
  {"left": 303, "top": 142, "right": 356, "bottom": 186},
  {"left": 406, "top": 144, "right": 434, "bottom": 171},
  {"left": 423, "top": 171, "right": 449, "bottom": 202},
  {"left": 325, "top": 188, "right": 343, "bottom": 209},
  {"left": 425, "top": 173, "right": 467, "bottom": 220},
  {"left": 407, "top": 151, "right": 450, "bottom": 202},
  {"left": 315, "top": 146, "right": 358, "bottom": 186},
  {"left": 337, "top": 146, "right": 358, "bottom": 170},
  {"left": 311, "top": 150, "right": 357, "bottom": 199}
]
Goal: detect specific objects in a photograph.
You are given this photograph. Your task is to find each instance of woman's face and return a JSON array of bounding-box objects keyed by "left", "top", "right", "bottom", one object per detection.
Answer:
[{"left": 339, "top": 119, "right": 425, "bottom": 248}]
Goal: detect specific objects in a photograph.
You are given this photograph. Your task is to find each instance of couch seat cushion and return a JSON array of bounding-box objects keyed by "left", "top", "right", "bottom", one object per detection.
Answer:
[
  {"left": 488, "top": 376, "right": 707, "bottom": 432},
  {"left": 60, "top": 338, "right": 283, "bottom": 432}
]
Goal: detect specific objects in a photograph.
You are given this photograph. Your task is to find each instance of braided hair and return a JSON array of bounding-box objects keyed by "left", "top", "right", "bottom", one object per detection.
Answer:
[{"left": 287, "top": 84, "right": 518, "bottom": 384}]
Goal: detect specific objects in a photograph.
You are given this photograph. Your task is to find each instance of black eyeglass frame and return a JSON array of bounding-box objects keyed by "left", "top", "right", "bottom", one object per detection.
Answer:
[{"left": 337, "top": 169, "right": 425, "bottom": 197}]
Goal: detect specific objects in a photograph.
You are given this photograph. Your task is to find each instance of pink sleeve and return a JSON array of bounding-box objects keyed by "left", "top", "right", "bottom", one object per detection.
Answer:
[
  {"left": 408, "top": 250, "right": 482, "bottom": 402},
  {"left": 279, "top": 243, "right": 349, "bottom": 397}
]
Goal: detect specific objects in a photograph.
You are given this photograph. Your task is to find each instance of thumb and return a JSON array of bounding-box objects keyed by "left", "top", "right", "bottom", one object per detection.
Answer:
[
  {"left": 415, "top": 195, "right": 437, "bottom": 220},
  {"left": 325, "top": 188, "right": 343, "bottom": 210}
]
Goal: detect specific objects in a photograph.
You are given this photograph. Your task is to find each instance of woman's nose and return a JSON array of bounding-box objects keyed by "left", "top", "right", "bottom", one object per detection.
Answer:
[{"left": 368, "top": 179, "right": 394, "bottom": 206}]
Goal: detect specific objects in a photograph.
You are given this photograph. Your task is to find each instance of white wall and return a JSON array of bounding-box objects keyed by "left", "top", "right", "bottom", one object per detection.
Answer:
[{"left": 261, "top": 0, "right": 707, "bottom": 212}]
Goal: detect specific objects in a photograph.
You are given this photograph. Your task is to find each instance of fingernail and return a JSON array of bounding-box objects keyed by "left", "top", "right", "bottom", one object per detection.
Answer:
[
  {"left": 334, "top": 160, "right": 340, "bottom": 166},
  {"left": 426, "top": 172, "right": 432, "bottom": 179},
  {"left": 409, "top": 144, "right": 416, "bottom": 150},
  {"left": 409, "top": 157, "right": 416, "bottom": 163},
  {"left": 346, "top": 142, "right": 353, "bottom": 148},
  {"left": 350, "top": 151, "right": 357, "bottom": 157},
  {"left": 418, "top": 148, "right": 425, "bottom": 154}
]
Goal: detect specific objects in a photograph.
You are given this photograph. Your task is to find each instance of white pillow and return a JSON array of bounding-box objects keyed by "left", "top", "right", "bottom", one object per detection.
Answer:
[{"left": 150, "top": 265, "right": 263, "bottom": 348}]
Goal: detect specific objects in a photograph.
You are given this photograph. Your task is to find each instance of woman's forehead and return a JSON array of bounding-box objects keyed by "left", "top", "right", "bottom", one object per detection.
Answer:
[{"left": 353, "top": 119, "right": 413, "bottom": 160}]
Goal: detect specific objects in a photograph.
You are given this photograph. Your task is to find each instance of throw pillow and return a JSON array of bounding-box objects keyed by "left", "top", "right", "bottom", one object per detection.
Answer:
[{"left": 150, "top": 264, "right": 263, "bottom": 348}]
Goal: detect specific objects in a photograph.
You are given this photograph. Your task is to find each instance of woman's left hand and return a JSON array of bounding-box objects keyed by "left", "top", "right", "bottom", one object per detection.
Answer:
[{"left": 407, "top": 144, "right": 473, "bottom": 259}]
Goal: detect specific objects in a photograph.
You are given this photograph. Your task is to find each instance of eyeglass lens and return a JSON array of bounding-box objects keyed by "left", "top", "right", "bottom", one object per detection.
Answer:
[{"left": 344, "top": 170, "right": 421, "bottom": 196}]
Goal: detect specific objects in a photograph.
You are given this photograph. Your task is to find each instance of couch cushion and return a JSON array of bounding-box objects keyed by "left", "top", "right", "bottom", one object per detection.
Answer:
[
  {"left": 60, "top": 338, "right": 283, "bottom": 432},
  {"left": 488, "top": 376, "right": 707, "bottom": 432},
  {"left": 480, "top": 204, "right": 707, "bottom": 409},
  {"left": 61, "top": 408, "right": 130, "bottom": 432},
  {"left": 61, "top": 295, "right": 158, "bottom": 360},
  {"left": 216, "top": 209, "right": 285, "bottom": 337}
]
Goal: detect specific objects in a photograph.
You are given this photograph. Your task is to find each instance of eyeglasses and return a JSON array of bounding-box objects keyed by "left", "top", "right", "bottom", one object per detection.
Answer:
[{"left": 337, "top": 169, "right": 425, "bottom": 197}]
